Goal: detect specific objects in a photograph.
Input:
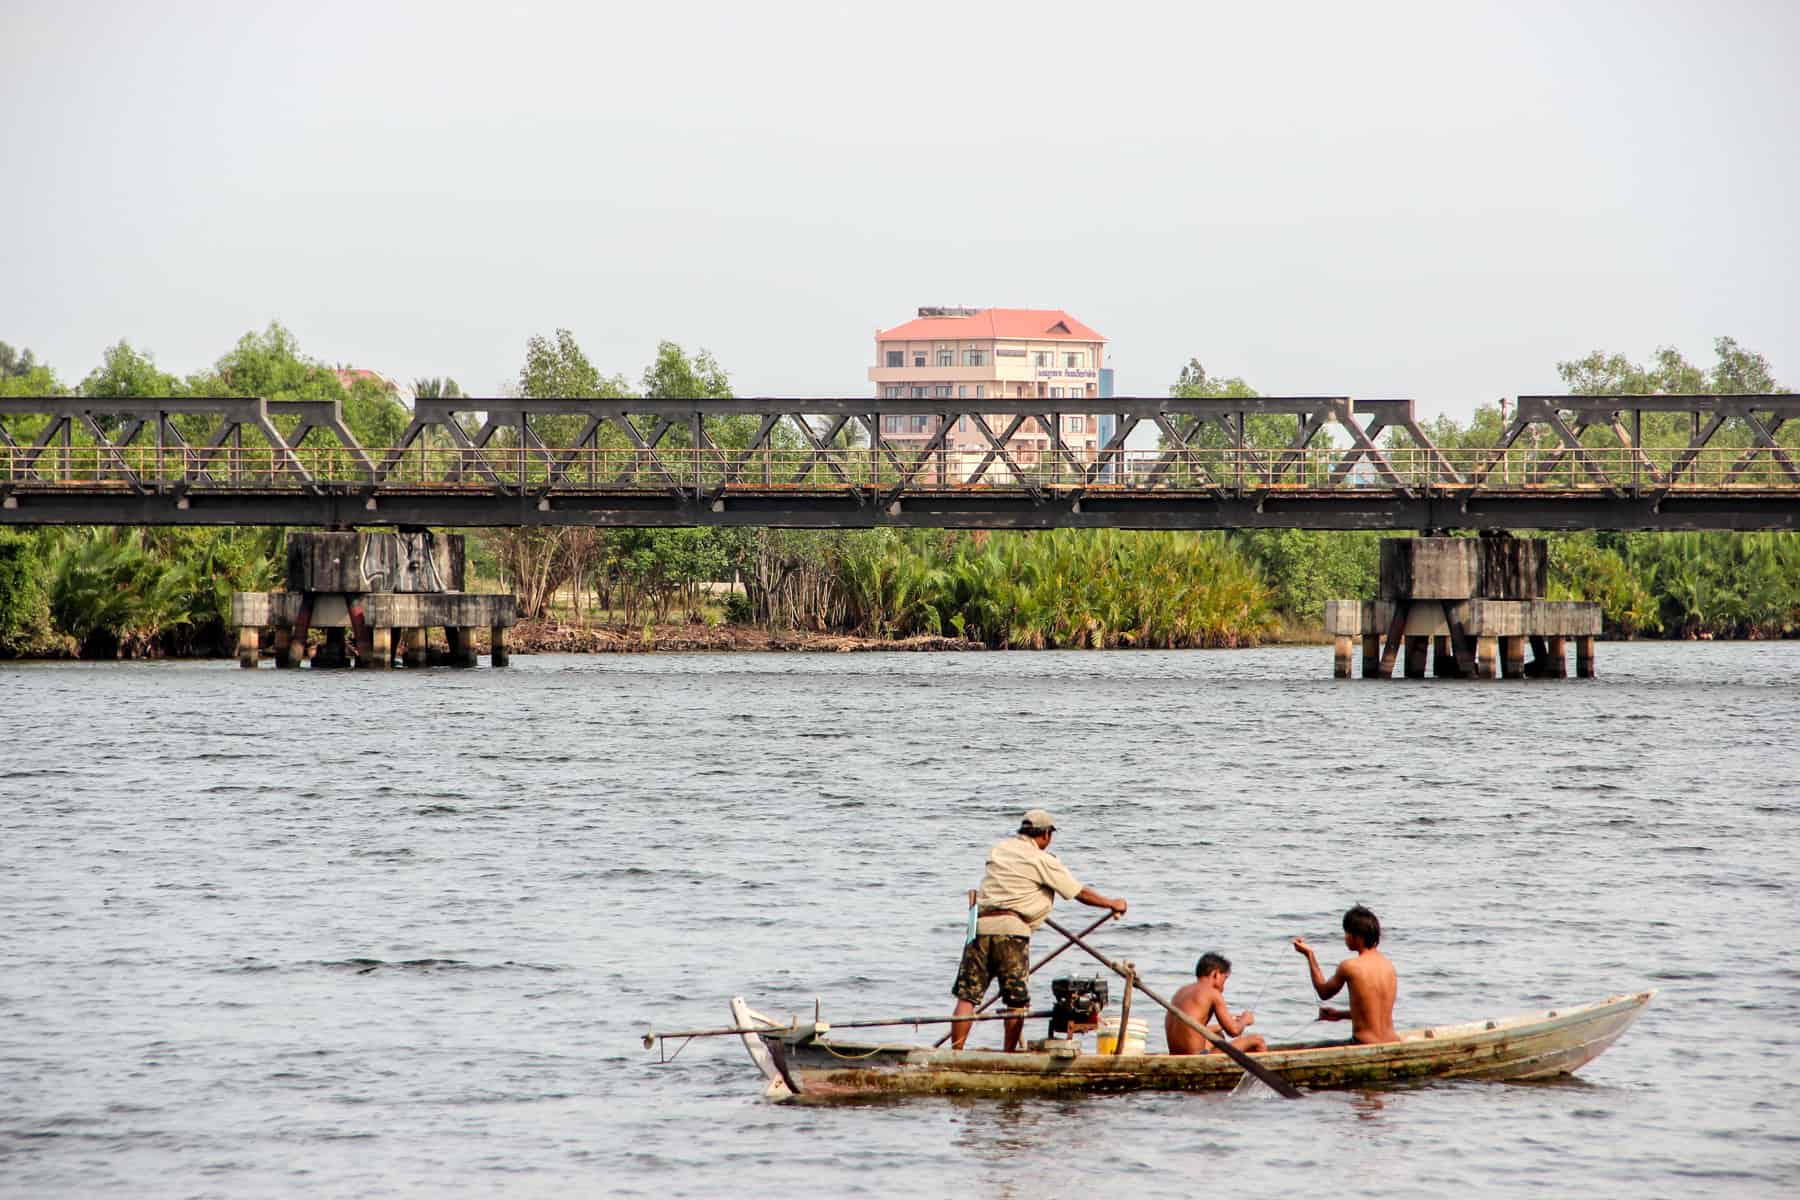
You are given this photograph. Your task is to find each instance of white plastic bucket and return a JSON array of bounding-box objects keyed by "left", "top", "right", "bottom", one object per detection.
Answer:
[{"left": 1096, "top": 1016, "right": 1149, "bottom": 1055}]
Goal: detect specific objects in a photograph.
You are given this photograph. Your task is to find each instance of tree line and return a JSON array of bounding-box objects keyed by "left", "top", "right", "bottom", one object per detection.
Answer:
[{"left": 0, "top": 327, "right": 1794, "bottom": 657}]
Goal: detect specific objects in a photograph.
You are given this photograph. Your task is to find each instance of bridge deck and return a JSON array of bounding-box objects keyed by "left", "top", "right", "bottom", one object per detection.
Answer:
[{"left": 3, "top": 394, "right": 1797, "bottom": 530}]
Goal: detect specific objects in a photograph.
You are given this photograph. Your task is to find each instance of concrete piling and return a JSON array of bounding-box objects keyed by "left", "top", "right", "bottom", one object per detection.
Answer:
[
  {"left": 1500, "top": 635, "right": 1526, "bottom": 679},
  {"left": 403, "top": 627, "right": 428, "bottom": 669},
  {"left": 1576, "top": 636, "right": 1596, "bottom": 678},
  {"left": 237, "top": 626, "right": 259, "bottom": 669},
  {"left": 1361, "top": 634, "right": 1380, "bottom": 678},
  {"left": 369, "top": 626, "right": 394, "bottom": 670},
  {"left": 1431, "top": 635, "right": 1458, "bottom": 677},
  {"left": 1476, "top": 637, "right": 1498, "bottom": 680},
  {"left": 490, "top": 625, "right": 510, "bottom": 669},
  {"left": 1404, "top": 636, "right": 1429, "bottom": 678}
]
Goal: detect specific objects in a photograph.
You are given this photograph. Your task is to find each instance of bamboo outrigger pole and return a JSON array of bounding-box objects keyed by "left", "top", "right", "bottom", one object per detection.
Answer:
[
  {"left": 645, "top": 1007, "right": 1054, "bottom": 1050},
  {"left": 1044, "top": 917, "right": 1304, "bottom": 1100}
]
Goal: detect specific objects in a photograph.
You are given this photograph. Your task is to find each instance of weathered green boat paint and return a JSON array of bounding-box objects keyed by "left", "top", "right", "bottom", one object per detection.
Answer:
[{"left": 750, "top": 991, "right": 1654, "bottom": 1102}]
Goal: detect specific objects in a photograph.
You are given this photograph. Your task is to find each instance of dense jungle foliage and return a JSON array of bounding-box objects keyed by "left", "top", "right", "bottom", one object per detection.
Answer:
[{"left": 0, "top": 327, "right": 1795, "bottom": 657}]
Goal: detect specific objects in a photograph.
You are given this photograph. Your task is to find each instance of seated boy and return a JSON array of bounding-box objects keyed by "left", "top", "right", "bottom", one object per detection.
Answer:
[
  {"left": 1292, "top": 904, "right": 1398, "bottom": 1045},
  {"left": 1166, "top": 952, "right": 1267, "bottom": 1055}
]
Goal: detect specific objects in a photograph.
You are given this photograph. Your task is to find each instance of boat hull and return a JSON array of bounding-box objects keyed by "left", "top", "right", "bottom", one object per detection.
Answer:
[{"left": 755, "top": 990, "right": 1653, "bottom": 1102}]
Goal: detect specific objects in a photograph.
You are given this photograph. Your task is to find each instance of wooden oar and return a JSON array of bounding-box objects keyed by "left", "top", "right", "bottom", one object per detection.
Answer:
[
  {"left": 1044, "top": 916, "right": 1304, "bottom": 1100},
  {"left": 932, "top": 909, "right": 1120, "bottom": 1047}
]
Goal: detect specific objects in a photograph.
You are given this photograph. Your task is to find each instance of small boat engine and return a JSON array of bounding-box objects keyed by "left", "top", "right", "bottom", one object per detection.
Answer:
[{"left": 1048, "top": 975, "right": 1109, "bottom": 1038}]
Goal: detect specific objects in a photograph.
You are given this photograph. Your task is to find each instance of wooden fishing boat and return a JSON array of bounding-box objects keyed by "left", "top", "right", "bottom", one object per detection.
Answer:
[{"left": 730, "top": 990, "right": 1654, "bottom": 1102}]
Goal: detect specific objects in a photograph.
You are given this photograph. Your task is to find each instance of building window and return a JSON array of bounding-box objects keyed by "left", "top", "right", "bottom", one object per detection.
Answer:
[
  {"left": 913, "top": 353, "right": 926, "bottom": 367},
  {"left": 885, "top": 416, "right": 901, "bottom": 432},
  {"left": 1050, "top": 387, "right": 1064, "bottom": 399},
  {"left": 1035, "top": 351, "right": 1050, "bottom": 367},
  {"left": 1068, "top": 415, "right": 1085, "bottom": 433},
  {"left": 975, "top": 384, "right": 985, "bottom": 399},
  {"left": 912, "top": 416, "right": 929, "bottom": 432},
  {"left": 964, "top": 349, "right": 986, "bottom": 367},
  {"left": 957, "top": 385, "right": 968, "bottom": 399},
  {"left": 958, "top": 416, "right": 969, "bottom": 431},
  {"left": 911, "top": 386, "right": 928, "bottom": 399},
  {"left": 937, "top": 350, "right": 953, "bottom": 367},
  {"left": 1065, "top": 352, "right": 1083, "bottom": 368},
  {"left": 886, "top": 350, "right": 903, "bottom": 368},
  {"left": 935, "top": 385, "right": 952, "bottom": 399},
  {"left": 885, "top": 386, "right": 900, "bottom": 399}
]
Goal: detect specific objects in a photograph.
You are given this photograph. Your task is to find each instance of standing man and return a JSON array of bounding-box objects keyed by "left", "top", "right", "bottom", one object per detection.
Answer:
[{"left": 948, "top": 809, "right": 1128, "bottom": 1052}]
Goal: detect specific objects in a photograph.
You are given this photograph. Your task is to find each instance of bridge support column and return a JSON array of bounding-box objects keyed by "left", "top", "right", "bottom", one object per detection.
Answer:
[
  {"left": 316, "top": 628, "right": 350, "bottom": 669},
  {"left": 1476, "top": 637, "right": 1498, "bottom": 680},
  {"left": 273, "top": 628, "right": 294, "bottom": 669},
  {"left": 1333, "top": 636, "right": 1352, "bottom": 678},
  {"left": 1575, "top": 636, "right": 1596, "bottom": 678},
  {"left": 1431, "top": 635, "right": 1459, "bottom": 678},
  {"left": 1546, "top": 635, "right": 1569, "bottom": 678},
  {"left": 446, "top": 627, "right": 477, "bottom": 668},
  {"left": 1500, "top": 636, "right": 1526, "bottom": 679},
  {"left": 490, "top": 625, "right": 510, "bottom": 668},
  {"left": 1361, "top": 633, "right": 1380, "bottom": 678},
  {"left": 403, "top": 627, "right": 428, "bottom": 668},
  {"left": 1403, "top": 636, "right": 1429, "bottom": 679},
  {"left": 365, "top": 626, "right": 393, "bottom": 670},
  {"left": 237, "top": 626, "right": 259, "bottom": 669}
]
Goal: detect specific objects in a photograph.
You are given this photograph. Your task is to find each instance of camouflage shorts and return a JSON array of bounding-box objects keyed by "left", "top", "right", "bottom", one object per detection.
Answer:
[{"left": 951, "top": 934, "right": 1031, "bottom": 1008}]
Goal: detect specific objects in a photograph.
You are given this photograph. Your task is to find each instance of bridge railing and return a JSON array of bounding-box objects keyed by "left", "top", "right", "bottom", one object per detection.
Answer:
[{"left": 4, "top": 443, "right": 1797, "bottom": 491}]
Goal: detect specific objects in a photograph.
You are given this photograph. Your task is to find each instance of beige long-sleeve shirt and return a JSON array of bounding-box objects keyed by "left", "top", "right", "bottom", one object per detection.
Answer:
[{"left": 972, "top": 834, "right": 1084, "bottom": 938}]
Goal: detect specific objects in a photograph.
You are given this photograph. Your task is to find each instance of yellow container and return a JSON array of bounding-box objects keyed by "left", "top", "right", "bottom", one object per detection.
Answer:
[{"left": 1096, "top": 1017, "right": 1149, "bottom": 1055}]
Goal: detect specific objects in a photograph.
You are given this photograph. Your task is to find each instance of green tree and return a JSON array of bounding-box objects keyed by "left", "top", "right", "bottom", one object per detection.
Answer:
[
  {"left": 80, "top": 341, "right": 182, "bottom": 399},
  {"left": 413, "top": 377, "right": 464, "bottom": 401},
  {"left": 0, "top": 342, "right": 44, "bottom": 380}
]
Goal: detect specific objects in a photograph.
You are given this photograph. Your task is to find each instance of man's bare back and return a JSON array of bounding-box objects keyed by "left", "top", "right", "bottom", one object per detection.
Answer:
[{"left": 1294, "top": 906, "right": 1398, "bottom": 1045}]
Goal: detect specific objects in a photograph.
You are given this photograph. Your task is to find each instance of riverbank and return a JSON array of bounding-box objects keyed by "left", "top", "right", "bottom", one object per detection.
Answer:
[{"left": 496, "top": 620, "right": 988, "bottom": 654}]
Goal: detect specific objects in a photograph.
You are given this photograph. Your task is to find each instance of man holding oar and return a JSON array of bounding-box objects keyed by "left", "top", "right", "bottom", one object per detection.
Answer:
[{"left": 948, "top": 809, "right": 1128, "bottom": 1052}]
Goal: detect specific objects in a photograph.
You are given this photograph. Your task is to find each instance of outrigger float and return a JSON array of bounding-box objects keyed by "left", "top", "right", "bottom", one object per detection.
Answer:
[{"left": 643, "top": 918, "right": 1653, "bottom": 1102}]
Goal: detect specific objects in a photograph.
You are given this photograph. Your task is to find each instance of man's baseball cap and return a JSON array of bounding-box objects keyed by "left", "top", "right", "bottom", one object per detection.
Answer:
[{"left": 1019, "top": 809, "right": 1056, "bottom": 833}]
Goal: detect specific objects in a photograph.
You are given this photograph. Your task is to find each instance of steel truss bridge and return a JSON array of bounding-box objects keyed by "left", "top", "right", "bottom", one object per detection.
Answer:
[{"left": 1, "top": 394, "right": 1797, "bottom": 531}]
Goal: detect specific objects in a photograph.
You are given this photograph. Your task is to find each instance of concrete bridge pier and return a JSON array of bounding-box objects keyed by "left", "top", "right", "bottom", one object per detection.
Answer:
[
  {"left": 1325, "top": 538, "right": 1601, "bottom": 683},
  {"left": 231, "top": 532, "right": 516, "bottom": 671}
]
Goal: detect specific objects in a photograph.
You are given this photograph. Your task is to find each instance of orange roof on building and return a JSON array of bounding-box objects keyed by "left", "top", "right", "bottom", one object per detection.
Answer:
[{"left": 877, "top": 308, "right": 1105, "bottom": 343}]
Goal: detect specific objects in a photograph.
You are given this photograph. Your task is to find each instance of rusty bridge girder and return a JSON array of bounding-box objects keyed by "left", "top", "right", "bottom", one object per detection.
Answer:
[{"left": 2, "top": 394, "right": 1797, "bottom": 532}]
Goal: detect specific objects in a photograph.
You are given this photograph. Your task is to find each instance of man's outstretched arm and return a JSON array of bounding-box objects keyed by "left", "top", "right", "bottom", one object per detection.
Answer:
[
  {"left": 1293, "top": 937, "right": 1344, "bottom": 1000},
  {"left": 1074, "top": 886, "right": 1127, "bottom": 916}
]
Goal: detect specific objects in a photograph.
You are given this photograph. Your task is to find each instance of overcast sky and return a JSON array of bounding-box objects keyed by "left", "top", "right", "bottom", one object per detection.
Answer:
[{"left": 3, "top": 1, "right": 1796, "bottom": 417}]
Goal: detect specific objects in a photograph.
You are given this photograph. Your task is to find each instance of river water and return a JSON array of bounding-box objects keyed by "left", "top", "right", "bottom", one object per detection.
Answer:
[{"left": 2, "top": 643, "right": 1797, "bottom": 1198}]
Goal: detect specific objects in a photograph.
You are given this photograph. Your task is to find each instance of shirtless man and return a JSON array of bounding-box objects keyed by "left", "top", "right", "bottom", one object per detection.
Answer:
[
  {"left": 1292, "top": 904, "right": 1398, "bottom": 1045},
  {"left": 1165, "top": 952, "right": 1267, "bottom": 1055}
]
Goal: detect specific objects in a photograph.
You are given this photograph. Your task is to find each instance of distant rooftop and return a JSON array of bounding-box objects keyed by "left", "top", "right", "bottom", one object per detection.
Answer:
[{"left": 877, "top": 307, "right": 1105, "bottom": 343}]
